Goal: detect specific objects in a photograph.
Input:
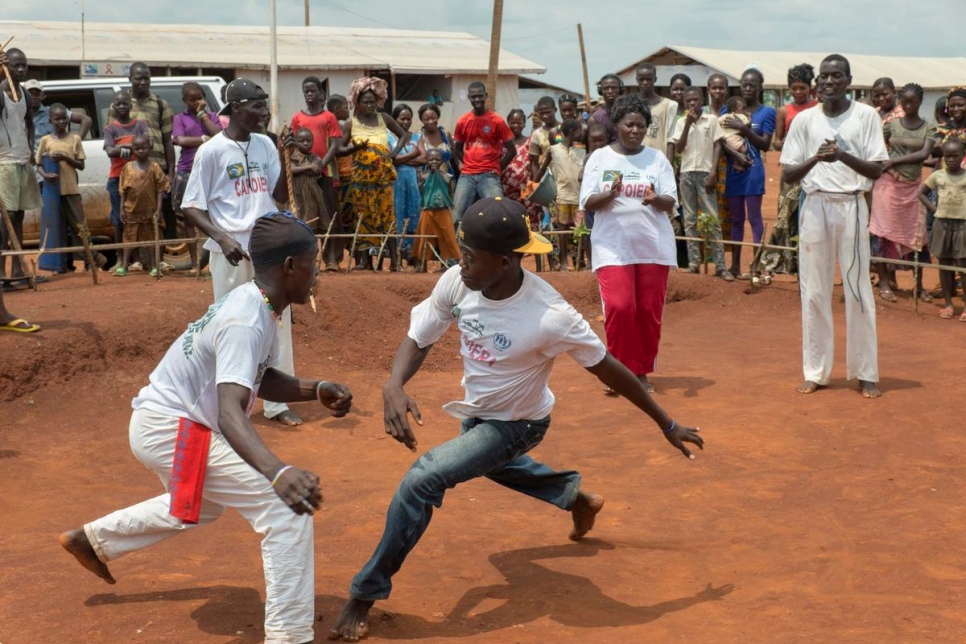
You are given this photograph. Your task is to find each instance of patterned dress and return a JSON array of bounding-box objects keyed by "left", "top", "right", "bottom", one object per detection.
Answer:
[
  {"left": 500, "top": 137, "right": 543, "bottom": 228},
  {"left": 345, "top": 116, "right": 396, "bottom": 249}
]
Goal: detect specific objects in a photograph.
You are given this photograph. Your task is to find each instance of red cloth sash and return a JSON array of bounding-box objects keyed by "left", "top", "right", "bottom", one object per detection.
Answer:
[{"left": 169, "top": 418, "right": 212, "bottom": 524}]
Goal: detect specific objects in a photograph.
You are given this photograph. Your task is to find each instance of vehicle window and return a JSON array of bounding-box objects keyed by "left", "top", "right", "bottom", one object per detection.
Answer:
[
  {"left": 93, "top": 88, "right": 117, "bottom": 140},
  {"left": 43, "top": 88, "right": 101, "bottom": 139},
  {"left": 152, "top": 84, "right": 220, "bottom": 116}
]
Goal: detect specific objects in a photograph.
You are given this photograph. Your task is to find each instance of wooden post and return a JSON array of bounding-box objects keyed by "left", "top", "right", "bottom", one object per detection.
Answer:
[
  {"left": 304, "top": 0, "right": 310, "bottom": 26},
  {"left": 0, "top": 201, "right": 35, "bottom": 289},
  {"left": 577, "top": 24, "right": 591, "bottom": 107},
  {"left": 485, "top": 0, "right": 504, "bottom": 111}
]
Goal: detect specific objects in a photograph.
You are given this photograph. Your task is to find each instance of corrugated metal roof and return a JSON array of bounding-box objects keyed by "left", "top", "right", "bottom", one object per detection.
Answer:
[
  {"left": 620, "top": 45, "right": 966, "bottom": 90},
  {"left": 1, "top": 20, "right": 546, "bottom": 75}
]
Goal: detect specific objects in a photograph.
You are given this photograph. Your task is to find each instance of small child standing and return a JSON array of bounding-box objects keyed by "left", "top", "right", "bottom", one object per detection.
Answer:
[
  {"left": 574, "top": 122, "right": 610, "bottom": 270},
  {"left": 412, "top": 148, "right": 460, "bottom": 272},
  {"left": 542, "top": 119, "right": 585, "bottom": 270},
  {"left": 117, "top": 134, "right": 170, "bottom": 277},
  {"left": 36, "top": 103, "right": 108, "bottom": 272},
  {"left": 719, "top": 96, "right": 750, "bottom": 170},
  {"left": 103, "top": 90, "right": 148, "bottom": 261},
  {"left": 290, "top": 128, "right": 331, "bottom": 263},
  {"left": 671, "top": 87, "right": 734, "bottom": 280},
  {"left": 920, "top": 138, "right": 966, "bottom": 320}
]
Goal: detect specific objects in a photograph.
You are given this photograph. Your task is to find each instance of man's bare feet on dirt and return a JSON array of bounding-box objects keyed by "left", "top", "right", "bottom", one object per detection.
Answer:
[
  {"left": 638, "top": 375, "right": 656, "bottom": 394},
  {"left": 796, "top": 380, "right": 824, "bottom": 394},
  {"left": 270, "top": 409, "right": 303, "bottom": 426},
  {"left": 328, "top": 597, "right": 375, "bottom": 641},
  {"left": 860, "top": 380, "right": 881, "bottom": 398},
  {"left": 59, "top": 529, "right": 116, "bottom": 584},
  {"left": 569, "top": 491, "right": 605, "bottom": 541}
]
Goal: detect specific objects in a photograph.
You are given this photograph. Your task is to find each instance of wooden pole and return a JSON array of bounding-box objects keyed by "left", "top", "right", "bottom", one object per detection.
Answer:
[
  {"left": 304, "top": 0, "right": 310, "bottom": 26},
  {"left": 0, "top": 200, "right": 34, "bottom": 289},
  {"left": 485, "top": 0, "right": 504, "bottom": 111},
  {"left": 0, "top": 35, "right": 19, "bottom": 104},
  {"left": 577, "top": 24, "right": 591, "bottom": 107},
  {"left": 269, "top": 0, "right": 279, "bottom": 131}
]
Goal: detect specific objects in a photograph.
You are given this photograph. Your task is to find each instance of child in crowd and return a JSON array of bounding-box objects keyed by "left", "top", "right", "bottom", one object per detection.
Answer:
[
  {"left": 541, "top": 119, "right": 585, "bottom": 270},
  {"left": 574, "top": 121, "right": 610, "bottom": 270},
  {"left": 290, "top": 128, "right": 331, "bottom": 241},
  {"left": 719, "top": 96, "right": 750, "bottom": 170},
  {"left": 36, "top": 103, "right": 107, "bottom": 272},
  {"left": 920, "top": 139, "right": 966, "bottom": 320},
  {"left": 412, "top": 148, "right": 459, "bottom": 272},
  {"left": 117, "top": 135, "right": 170, "bottom": 277},
  {"left": 103, "top": 90, "right": 148, "bottom": 265},
  {"left": 670, "top": 87, "right": 733, "bottom": 280},
  {"left": 327, "top": 94, "right": 352, "bottom": 200},
  {"left": 172, "top": 81, "right": 221, "bottom": 275}
]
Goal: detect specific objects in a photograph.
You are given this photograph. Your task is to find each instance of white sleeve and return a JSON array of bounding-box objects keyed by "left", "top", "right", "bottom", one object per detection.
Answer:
[
  {"left": 539, "top": 305, "right": 607, "bottom": 367},
  {"left": 654, "top": 153, "right": 678, "bottom": 207},
  {"left": 578, "top": 149, "right": 602, "bottom": 210},
  {"left": 780, "top": 117, "right": 807, "bottom": 166},
  {"left": 407, "top": 266, "right": 462, "bottom": 348},
  {"left": 213, "top": 323, "right": 268, "bottom": 389},
  {"left": 181, "top": 143, "right": 212, "bottom": 211},
  {"left": 865, "top": 112, "right": 890, "bottom": 162}
]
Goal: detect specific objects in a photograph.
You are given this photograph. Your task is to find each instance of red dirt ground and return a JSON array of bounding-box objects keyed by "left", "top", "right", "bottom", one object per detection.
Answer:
[{"left": 3, "top": 158, "right": 966, "bottom": 643}]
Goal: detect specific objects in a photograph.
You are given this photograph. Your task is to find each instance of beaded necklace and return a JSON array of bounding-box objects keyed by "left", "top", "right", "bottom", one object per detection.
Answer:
[{"left": 254, "top": 280, "right": 283, "bottom": 327}]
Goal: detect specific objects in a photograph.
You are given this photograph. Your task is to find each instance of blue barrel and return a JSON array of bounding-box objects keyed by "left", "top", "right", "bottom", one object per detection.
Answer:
[{"left": 37, "top": 155, "right": 67, "bottom": 272}]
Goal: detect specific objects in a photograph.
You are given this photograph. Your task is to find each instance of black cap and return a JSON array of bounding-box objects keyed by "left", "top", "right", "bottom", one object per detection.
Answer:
[
  {"left": 250, "top": 211, "right": 318, "bottom": 267},
  {"left": 457, "top": 197, "right": 552, "bottom": 255},
  {"left": 218, "top": 78, "right": 269, "bottom": 116}
]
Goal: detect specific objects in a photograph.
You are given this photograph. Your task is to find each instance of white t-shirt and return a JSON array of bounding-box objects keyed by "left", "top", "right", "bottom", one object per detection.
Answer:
[
  {"left": 670, "top": 112, "right": 724, "bottom": 173},
  {"left": 133, "top": 282, "right": 280, "bottom": 431},
  {"left": 643, "top": 97, "right": 678, "bottom": 159},
  {"left": 408, "top": 266, "right": 607, "bottom": 421},
  {"left": 780, "top": 102, "right": 889, "bottom": 194},
  {"left": 181, "top": 132, "right": 281, "bottom": 253},
  {"left": 578, "top": 145, "right": 678, "bottom": 271}
]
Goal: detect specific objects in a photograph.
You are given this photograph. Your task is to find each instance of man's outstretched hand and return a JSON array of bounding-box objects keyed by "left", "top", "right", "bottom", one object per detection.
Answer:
[
  {"left": 664, "top": 423, "right": 704, "bottom": 459},
  {"left": 383, "top": 384, "right": 421, "bottom": 452}
]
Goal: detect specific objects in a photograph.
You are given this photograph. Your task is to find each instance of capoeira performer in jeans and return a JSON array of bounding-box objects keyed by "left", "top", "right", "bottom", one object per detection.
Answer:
[
  {"left": 183, "top": 78, "right": 304, "bottom": 426},
  {"left": 780, "top": 54, "right": 889, "bottom": 399},
  {"left": 328, "top": 196, "right": 704, "bottom": 641},
  {"left": 60, "top": 213, "right": 353, "bottom": 644}
]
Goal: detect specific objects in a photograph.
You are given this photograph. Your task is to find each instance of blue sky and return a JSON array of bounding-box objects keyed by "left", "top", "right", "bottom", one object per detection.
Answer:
[{"left": 6, "top": 0, "right": 965, "bottom": 92}]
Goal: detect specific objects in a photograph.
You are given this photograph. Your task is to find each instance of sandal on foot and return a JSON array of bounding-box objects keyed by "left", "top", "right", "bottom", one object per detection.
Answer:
[
  {"left": 876, "top": 288, "right": 898, "bottom": 303},
  {"left": 916, "top": 290, "right": 934, "bottom": 303},
  {"left": 940, "top": 307, "right": 954, "bottom": 319},
  {"left": 960, "top": 311, "right": 966, "bottom": 323},
  {"left": 0, "top": 318, "right": 41, "bottom": 333},
  {"left": 735, "top": 272, "right": 752, "bottom": 281},
  {"left": 716, "top": 269, "right": 735, "bottom": 282},
  {"left": 114, "top": 267, "right": 128, "bottom": 277}
]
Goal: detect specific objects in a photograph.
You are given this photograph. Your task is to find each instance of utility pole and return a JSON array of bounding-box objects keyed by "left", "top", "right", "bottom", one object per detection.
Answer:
[
  {"left": 304, "top": 0, "right": 310, "bottom": 27},
  {"left": 577, "top": 23, "right": 591, "bottom": 107},
  {"left": 485, "top": 0, "right": 504, "bottom": 111}
]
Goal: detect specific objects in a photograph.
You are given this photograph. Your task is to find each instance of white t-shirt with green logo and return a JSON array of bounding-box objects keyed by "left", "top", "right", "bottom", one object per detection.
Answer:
[
  {"left": 182, "top": 132, "right": 281, "bottom": 253},
  {"left": 408, "top": 266, "right": 606, "bottom": 421}
]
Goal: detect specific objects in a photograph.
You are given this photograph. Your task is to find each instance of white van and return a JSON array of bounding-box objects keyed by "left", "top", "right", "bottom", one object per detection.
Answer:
[{"left": 25, "top": 76, "right": 227, "bottom": 260}]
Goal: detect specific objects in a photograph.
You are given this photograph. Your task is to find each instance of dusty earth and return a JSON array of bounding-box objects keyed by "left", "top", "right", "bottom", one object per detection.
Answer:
[{"left": 3, "top": 160, "right": 966, "bottom": 643}]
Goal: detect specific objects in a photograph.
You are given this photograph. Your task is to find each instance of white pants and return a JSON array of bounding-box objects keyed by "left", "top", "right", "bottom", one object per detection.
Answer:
[
  {"left": 798, "top": 191, "right": 878, "bottom": 384},
  {"left": 210, "top": 251, "right": 294, "bottom": 419},
  {"left": 85, "top": 408, "right": 315, "bottom": 644}
]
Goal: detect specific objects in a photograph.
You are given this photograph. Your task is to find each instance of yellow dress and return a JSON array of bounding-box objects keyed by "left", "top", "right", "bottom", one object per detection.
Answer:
[{"left": 345, "top": 115, "right": 396, "bottom": 248}]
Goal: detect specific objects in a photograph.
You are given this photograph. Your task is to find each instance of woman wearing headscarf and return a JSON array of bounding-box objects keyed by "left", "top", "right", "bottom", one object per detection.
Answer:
[{"left": 338, "top": 77, "right": 410, "bottom": 270}]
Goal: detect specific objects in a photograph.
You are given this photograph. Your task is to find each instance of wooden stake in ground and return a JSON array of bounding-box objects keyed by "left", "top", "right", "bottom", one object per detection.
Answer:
[
  {"left": 0, "top": 35, "right": 19, "bottom": 104},
  {"left": 345, "top": 214, "right": 364, "bottom": 274},
  {"left": 0, "top": 199, "right": 35, "bottom": 290},
  {"left": 152, "top": 213, "right": 162, "bottom": 280}
]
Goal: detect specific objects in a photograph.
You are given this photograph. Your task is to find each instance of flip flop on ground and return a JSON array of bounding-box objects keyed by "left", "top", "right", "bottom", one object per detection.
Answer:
[
  {"left": 940, "top": 307, "right": 954, "bottom": 319},
  {"left": 0, "top": 318, "right": 41, "bottom": 333}
]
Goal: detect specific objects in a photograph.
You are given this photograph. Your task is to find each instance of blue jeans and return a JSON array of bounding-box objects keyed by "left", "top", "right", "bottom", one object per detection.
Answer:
[
  {"left": 451, "top": 171, "right": 503, "bottom": 223},
  {"left": 349, "top": 416, "right": 580, "bottom": 601},
  {"left": 680, "top": 171, "right": 726, "bottom": 271},
  {"left": 106, "top": 177, "right": 122, "bottom": 240}
]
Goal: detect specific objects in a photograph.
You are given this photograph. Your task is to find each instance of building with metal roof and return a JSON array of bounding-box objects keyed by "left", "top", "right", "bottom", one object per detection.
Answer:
[
  {"left": 2, "top": 20, "right": 547, "bottom": 128},
  {"left": 616, "top": 45, "right": 966, "bottom": 110}
]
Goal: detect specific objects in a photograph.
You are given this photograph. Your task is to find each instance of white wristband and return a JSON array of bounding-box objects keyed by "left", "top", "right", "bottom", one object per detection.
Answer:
[
  {"left": 270, "top": 464, "right": 293, "bottom": 487},
  {"left": 315, "top": 381, "right": 328, "bottom": 402}
]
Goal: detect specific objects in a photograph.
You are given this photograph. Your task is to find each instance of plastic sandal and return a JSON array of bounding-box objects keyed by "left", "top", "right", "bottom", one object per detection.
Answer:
[{"left": 939, "top": 307, "right": 954, "bottom": 319}]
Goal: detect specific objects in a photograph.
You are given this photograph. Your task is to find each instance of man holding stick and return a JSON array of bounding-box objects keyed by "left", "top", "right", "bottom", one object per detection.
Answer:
[
  {"left": 60, "top": 212, "right": 353, "bottom": 644},
  {"left": 0, "top": 48, "right": 40, "bottom": 283},
  {"left": 780, "top": 54, "right": 888, "bottom": 398},
  {"left": 183, "top": 79, "right": 304, "bottom": 426},
  {"left": 328, "top": 196, "right": 704, "bottom": 641}
]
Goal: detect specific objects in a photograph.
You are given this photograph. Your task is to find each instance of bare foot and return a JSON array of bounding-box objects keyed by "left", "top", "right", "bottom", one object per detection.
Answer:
[
  {"left": 270, "top": 409, "right": 303, "bottom": 426},
  {"left": 860, "top": 380, "right": 881, "bottom": 398},
  {"left": 569, "top": 492, "right": 605, "bottom": 541},
  {"left": 796, "top": 380, "right": 823, "bottom": 394},
  {"left": 328, "top": 597, "right": 375, "bottom": 641},
  {"left": 59, "top": 529, "right": 116, "bottom": 584},
  {"left": 638, "top": 375, "right": 656, "bottom": 394}
]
